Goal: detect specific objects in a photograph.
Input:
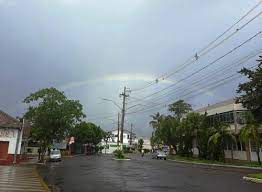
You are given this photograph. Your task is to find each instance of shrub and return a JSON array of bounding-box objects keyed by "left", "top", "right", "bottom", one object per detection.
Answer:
[{"left": 113, "top": 149, "right": 125, "bottom": 159}]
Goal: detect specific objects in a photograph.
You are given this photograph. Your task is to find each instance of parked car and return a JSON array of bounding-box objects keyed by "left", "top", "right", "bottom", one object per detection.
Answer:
[
  {"left": 49, "top": 149, "right": 61, "bottom": 162},
  {"left": 152, "top": 150, "right": 167, "bottom": 160}
]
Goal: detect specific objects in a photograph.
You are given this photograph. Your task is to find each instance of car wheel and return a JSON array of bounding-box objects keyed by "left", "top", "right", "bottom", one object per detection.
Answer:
[{"left": 164, "top": 158, "right": 166, "bottom": 160}]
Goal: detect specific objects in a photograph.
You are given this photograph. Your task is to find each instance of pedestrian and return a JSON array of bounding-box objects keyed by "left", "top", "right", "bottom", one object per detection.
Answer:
[
  {"left": 141, "top": 149, "right": 144, "bottom": 157},
  {"left": 38, "top": 148, "right": 41, "bottom": 161}
]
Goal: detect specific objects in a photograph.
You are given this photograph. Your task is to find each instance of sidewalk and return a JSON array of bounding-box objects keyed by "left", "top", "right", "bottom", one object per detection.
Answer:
[
  {"left": 168, "top": 159, "right": 262, "bottom": 171},
  {"left": 0, "top": 165, "right": 49, "bottom": 192}
]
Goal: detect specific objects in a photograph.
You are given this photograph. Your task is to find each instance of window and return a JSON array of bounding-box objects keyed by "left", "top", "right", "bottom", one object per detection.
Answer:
[
  {"left": 250, "top": 141, "right": 256, "bottom": 152},
  {"left": 236, "top": 111, "right": 246, "bottom": 124},
  {"left": 207, "top": 111, "right": 236, "bottom": 126},
  {"left": 27, "top": 148, "right": 33, "bottom": 153},
  {"left": 229, "top": 112, "right": 234, "bottom": 123}
]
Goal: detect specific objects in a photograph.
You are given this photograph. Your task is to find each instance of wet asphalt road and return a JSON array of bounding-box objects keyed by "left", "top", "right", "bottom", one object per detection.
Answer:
[{"left": 37, "top": 154, "right": 262, "bottom": 192}]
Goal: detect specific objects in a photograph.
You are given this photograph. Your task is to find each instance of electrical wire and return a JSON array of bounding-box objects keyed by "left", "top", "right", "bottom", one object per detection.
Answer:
[{"left": 130, "top": 1, "right": 262, "bottom": 92}]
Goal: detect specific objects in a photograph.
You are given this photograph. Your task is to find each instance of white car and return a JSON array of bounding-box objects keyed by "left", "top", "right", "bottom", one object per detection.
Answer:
[
  {"left": 152, "top": 151, "right": 167, "bottom": 160},
  {"left": 49, "top": 149, "right": 61, "bottom": 162}
]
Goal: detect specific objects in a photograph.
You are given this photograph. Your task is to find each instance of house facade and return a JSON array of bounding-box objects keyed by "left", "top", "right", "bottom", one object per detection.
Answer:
[
  {"left": 0, "top": 111, "right": 23, "bottom": 164},
  {"left": 142, "top": 138, "right": 152, "bottom": 151},
  {"left": 101, "top": 129, "right": 137, "bottom": 154},
  {"left": 194, "top": 99, "right": 262, "bottom": 162}
]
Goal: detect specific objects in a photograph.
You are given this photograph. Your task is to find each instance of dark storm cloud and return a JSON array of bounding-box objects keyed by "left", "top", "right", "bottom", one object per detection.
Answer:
[{"left": 0, "top": 0, "right": 261, "bottom": 136}]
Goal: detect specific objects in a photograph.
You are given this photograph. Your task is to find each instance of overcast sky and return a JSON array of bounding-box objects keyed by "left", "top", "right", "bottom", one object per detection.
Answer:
[{"left": 0, "top": 0, "right": 261, "bottom": 137}]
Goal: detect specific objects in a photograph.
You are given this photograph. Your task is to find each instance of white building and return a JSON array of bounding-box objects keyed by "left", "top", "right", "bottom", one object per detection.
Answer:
[
  {"left": 101, "top": 129, "right": 137, "bottom": 154},
  {"left": 140, "top": 138, "right": 152, "bottom": 151},
  {"left": 0, "top": 111, "right": 23, "bottom": 164},
  {"left": 194, "top": 99, "right": 262, "bottom": 162}
]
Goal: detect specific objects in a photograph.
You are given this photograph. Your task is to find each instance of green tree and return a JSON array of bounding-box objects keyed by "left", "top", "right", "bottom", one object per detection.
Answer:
[
  {"left": 138, "top": 138, "right": 144, "bottom": 152},
  {"left": 24, "top": 87, "right": 85, "bottom": 162},
  {"left": 196, "top": 114, "right": 212, "bottom": 159},
  {"left": 208, "top": 122, "right": 236, "bottom": 162},
  {"left": 72, "top": 122, "right": 105, "bottom": 146},
  {"left": 236, "top": 56, "right": 262, "bottom": 123},
  {"left": 181, "top": 112, "right": 209, "bottom": 158},
  {"left": 179, "top": 116, "right": 195, "bottom": 156},
  {"left": 240, "top": 112, "right": 261, "bottom": 165},
  {"left": 156, "top": 115, "right": 180, "bottom": 154},
  {"left": 150, "top": 112, "right": 165, "bottom": 148},
  {"left": 149, "top": 112, "right": 164, "bottom": 130},
  {"left": 168, "top": 100, "right": 192, "bottom": 119}
]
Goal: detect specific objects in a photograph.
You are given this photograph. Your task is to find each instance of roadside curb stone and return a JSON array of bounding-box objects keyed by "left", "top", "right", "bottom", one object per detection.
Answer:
[
  {"left": 243, "top": 176, "right": 262, "bottom": 184},
  {"left": 112, "top": 158, "right": 131, "bottom": 161}
]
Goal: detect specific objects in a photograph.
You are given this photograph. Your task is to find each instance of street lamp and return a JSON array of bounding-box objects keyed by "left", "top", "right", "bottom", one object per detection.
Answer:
[{"left": 101, "top": 98, "right": 122, "bottom": 110}]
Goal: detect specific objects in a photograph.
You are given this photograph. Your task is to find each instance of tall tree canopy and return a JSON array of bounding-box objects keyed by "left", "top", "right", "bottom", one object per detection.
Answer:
[
  {"left": 24, "top": 87, "right": 85, "bottom": 161},
  {"left": 71, "top": 122, "right": 105, "bottom": 145},
  {"left": 168, "top": 100, "right": 192, "bottom": 119},
  {"left": 236, "top": 56, "right": 262, "bottom": 123}
]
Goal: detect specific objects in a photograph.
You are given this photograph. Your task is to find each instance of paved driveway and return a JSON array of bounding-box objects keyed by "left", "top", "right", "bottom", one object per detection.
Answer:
[
  {"left": 38, "top": 154, "right": 261, "bottom": 192},
  {"left": 0, "top": 165, "right": 47, "bottom": 192}
]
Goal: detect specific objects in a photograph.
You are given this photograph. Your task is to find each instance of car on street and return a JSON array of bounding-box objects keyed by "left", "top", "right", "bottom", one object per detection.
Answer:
[
  {"left": 49, "top": 149, "right": 62, "bottom": 162},
  {"left": 152, "top": 150, "right": 167, "bottom": 160}
]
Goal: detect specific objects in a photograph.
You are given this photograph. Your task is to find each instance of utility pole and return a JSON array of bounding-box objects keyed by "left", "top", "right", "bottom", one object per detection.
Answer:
[
  {"left": 117, "top": 113, "right": 120, "bottom": 146},
  {"left": 130, "top": 123, "right": 133, "bottom": 146},
  {"left": 120, "top": 86, "right": 129, "bottom": 143}
]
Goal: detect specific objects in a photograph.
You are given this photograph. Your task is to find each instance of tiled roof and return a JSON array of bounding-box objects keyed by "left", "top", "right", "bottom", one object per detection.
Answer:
[{"left": 0, "top": 110, "right": 21, "bottom": 129}]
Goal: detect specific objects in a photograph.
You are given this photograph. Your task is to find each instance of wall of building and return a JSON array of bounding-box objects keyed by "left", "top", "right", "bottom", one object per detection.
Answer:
[
  {"left": 0, "top": 128, "right": 23, "bottom": 164},
  {"left": 224, "top": 150, "right": 248, "bottom": 161},
  {"left": 110, "top": 130, "right": 135, "bottom": 145},
  {"left": 250, "top": 151, "right": 262, "bottom": 162},
  {"left": 0, "top": 128, "right": 22, "bottom": 154},
  {"left": 101, "top": 142, "right": 122, "bottom": 154},
  {"left": 142, "top": 139, "right": 152, "bottom": 150}
]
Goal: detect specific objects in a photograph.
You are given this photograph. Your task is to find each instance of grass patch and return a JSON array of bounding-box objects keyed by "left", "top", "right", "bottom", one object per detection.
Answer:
[
  {"left": 247, "top": 173, "right": 262, "bottom": 179},
  {"left": 168, "top": 155, "right": 262, "bottom": 168}
]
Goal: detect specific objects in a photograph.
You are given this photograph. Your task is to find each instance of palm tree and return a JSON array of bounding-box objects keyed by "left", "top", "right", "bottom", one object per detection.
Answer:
[
  {"left": 149, "top": 112, "right": 163, "bottom": 129},
  {"left": 240, "top": 112, "right": 261, "bottom": 165},
  {"left": 149, "top": 113, "right": 164, "bottom": 149},
  {"left": 208, "top": 122, "right": 236, "bottom": 162}
]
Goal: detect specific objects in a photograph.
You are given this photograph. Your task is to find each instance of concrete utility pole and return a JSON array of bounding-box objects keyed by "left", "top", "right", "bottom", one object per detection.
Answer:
[
  {"left": 120, "top": 86, "right": 129, "bottom": 143},
  {"left": 117, "top": 113, "right": 120, "bottom": 145},
  {"left": 130, "top": 123, "right": 133, "bottom": 146}
]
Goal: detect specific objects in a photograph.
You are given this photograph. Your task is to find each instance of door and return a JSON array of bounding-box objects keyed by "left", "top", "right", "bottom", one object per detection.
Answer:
[{"left": 0, "top": 141, "right": 9, "bottom": 159}]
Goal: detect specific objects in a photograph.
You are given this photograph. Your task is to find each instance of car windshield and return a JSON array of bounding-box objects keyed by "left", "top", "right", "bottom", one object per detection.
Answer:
[{"left": 51, "top": 150, "right": 60, "bottom": 155}]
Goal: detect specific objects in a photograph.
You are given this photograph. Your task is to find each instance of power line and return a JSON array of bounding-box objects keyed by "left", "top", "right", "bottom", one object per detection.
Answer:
[
  {"left": 138, "top": 49, "right": 262, "bottom": 105},
  {"left": 130, "top": 1, "right": 262, "bottom": 92},
  {"left": 126, "top": 64, "right": 257, "bottom": 115},
  {"left": 134, "top": 31, "right": 261, "bottom": 104},
  {"left": 127, "top": 49, "right": 261, "bottom": 113}
]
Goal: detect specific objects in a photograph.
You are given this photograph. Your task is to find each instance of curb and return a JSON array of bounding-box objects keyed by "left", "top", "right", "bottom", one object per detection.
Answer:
[
  {"left": 168, "top": 159, "right": 262, "bottom": 171},
  {"left": 34, "top": 166, "right": 51, "bottom": 192},
  {"left": 112, "top": 158, "right": 131, "bottom": 161},
  {"left": 243, "top": 176, "right": 262, "bottom": 184}
]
